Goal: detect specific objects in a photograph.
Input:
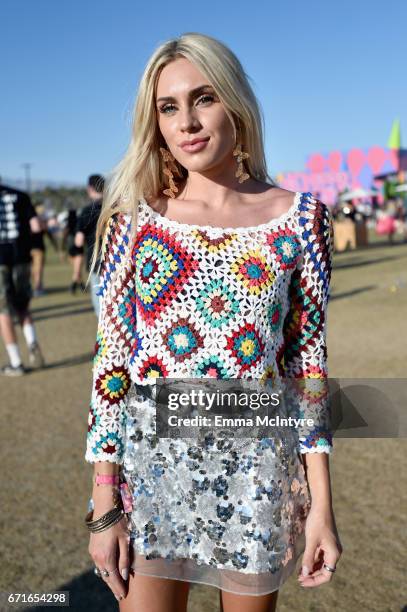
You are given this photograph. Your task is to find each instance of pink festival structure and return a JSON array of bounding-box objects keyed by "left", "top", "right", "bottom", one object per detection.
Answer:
[{"left": 277, "top": 145, "right": 407, "bottom": 206}]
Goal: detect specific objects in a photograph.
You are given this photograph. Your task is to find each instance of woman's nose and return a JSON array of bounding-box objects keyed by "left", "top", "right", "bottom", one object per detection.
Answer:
[{"left": 178, "top": 107, "right": 200, "bottom": 131}]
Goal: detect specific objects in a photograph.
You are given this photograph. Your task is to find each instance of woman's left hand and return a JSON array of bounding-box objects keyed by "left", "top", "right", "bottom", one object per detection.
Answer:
[{"left": 297, "top": 504, "right": 343, "bottom": 588}]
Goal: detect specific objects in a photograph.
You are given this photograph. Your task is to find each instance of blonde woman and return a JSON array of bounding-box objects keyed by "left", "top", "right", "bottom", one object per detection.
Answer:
[{"left": 84, "top": 32, "right": 342, "bottom": 612}]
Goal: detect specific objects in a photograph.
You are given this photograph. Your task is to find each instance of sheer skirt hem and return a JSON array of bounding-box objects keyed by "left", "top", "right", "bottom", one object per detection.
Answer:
[{"left": 128, "top": 531, "right": 305, "bottom": 597}]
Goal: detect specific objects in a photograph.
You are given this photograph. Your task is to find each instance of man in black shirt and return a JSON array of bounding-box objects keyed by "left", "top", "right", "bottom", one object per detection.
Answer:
[
  {"left": 0, "top": 183, "right": 45, "bottom": 375},
  {"left": 74, "top": 174, "right": 104, "bottom": 316}
]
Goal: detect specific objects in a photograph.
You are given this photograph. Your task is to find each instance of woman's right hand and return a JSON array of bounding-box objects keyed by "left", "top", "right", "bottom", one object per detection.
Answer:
[{"left": 88, "top": 498, "right": 131, "bottom": 602}]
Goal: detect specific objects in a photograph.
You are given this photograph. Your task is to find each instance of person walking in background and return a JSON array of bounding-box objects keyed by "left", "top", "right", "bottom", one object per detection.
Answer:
[
  {"left": 63, "top": 207, "right": 86, "bottom": 294},
  {"left": 30, "top": 204, "right": 47, "bottom": 296},
  {"left": 74, "top": 174, "right": 105, "bottom": 316},
  {"left": 31, "top": 204, "right": 60, "bottom": 297},
  {"left": 0, "top": 182, "right": 45, "bottom": 375},
  {"left": 376, "top": 201, "right": 397, "bottom": 244},
  {"left": 30, "top": 204, "right": 60, "bottom": 296}
]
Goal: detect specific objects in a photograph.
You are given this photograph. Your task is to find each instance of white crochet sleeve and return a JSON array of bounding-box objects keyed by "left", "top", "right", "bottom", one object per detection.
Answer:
[
  {"left": 85, "top": 212, "right": 135, "bottom": 464},
  {"left": 281, "top": 195, "right": 334, "bottom": 454}
]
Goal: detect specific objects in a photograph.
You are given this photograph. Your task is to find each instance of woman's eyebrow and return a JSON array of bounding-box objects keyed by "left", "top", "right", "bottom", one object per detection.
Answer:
[{"left": 156, "top": 85, "right": 214, "bottom": 103}]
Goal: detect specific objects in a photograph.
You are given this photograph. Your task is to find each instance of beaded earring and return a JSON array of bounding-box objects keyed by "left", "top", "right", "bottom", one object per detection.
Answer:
[
  {"left": 160, "top": 146, "right": 182, "bottom": 198},
  {"left": 233, "top": 143, "right": 250, "bottom": 183}
]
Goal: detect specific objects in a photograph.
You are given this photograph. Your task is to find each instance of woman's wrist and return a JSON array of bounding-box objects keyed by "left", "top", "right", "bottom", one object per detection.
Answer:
[
  {"left": 310, "top": 498, "right": 333, "bottom": 511},
  {"left": 92, "top": 485, "right": 120, "bottom": 507},
  {"left": 309, "top": 499, "right": 334, "bottom": 522},
  {"left": 93, "top": 462, "right": 120, "bottom": 476},
  {"left": 92, "top": 483, "right": 119, "bottom": 496},
  {"left": 91, "top": 486, "right": 122, "bottom": 518},
  {"left": 304, "top": 452, "right": 333, "bottom": 517}
]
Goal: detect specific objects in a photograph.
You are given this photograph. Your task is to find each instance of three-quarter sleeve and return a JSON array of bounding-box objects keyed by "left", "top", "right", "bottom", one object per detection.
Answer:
[
  {"left": 85, "top": 212, "right": 135, "bottom": 464},
  {"left": 281, "top": 195, "right": 334, "bottom": 454}
]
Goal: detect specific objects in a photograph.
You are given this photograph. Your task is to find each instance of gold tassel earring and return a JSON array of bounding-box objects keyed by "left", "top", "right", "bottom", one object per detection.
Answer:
[
  {"left": 232, "top": 143, "right": 250, "bottom": 183},
  {"left": 160, "top": 146, "right": 182, "bottom": 198}
]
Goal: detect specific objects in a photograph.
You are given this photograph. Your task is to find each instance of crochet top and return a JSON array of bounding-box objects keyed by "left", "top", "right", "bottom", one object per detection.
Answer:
[{"left": 85, "top": 191, "right": 334, "bottom": 464}]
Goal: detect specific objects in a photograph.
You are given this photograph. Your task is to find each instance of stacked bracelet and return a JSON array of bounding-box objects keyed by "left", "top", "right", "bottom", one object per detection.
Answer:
[{"left": 85, "top": 501, "right": 124, "bottom": 533}]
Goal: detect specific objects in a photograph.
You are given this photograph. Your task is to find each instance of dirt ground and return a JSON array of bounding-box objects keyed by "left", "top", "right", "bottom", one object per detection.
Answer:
[{"left": 1, "top": 232, "right": 406, "bottom": 612}]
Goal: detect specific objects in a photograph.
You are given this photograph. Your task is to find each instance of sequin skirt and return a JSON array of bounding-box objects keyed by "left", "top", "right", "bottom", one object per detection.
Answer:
[{"left": 120, "top": 384, "right": 311, "bottom": 596}]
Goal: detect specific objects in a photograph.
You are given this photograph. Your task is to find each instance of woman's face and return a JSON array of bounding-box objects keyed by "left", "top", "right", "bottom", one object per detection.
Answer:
[{"left": 155, "top": 57, "right": 236, "bottom": 175}]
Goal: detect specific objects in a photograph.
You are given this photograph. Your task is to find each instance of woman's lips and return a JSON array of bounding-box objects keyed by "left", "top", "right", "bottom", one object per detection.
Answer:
[{"left": 180, "top": 138, "right": 210, "bottom": 153}]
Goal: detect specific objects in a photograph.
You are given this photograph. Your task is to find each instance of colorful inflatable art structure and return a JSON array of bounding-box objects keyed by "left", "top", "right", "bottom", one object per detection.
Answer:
[{"left": 277, "top": 120, "right": 407, "bottom": 205}]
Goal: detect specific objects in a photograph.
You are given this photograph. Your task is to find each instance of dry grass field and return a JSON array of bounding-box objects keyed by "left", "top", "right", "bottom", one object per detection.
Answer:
[{"left": 1, "top": 232, "right": 406, "bottom": 612}]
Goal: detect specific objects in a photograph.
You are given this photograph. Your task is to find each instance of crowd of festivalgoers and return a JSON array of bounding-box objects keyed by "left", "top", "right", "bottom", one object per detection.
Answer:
[
  {"left": 330, "top": 191, "right": 407, "bottom": 243},
  {"left": 0, "top": 174, "right": 104, "bottom": 376}
]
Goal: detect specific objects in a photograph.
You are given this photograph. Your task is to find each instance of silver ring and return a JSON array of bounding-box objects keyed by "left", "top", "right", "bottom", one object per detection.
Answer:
[
  {"left": 94, "top": 566, "right": 101, "bottom": 577},
  {"left": 323, "top": 563, "right": 336, "bottom": 573},
  {"left": 102, "top": 567, "right": 119, "bottom": 577}
]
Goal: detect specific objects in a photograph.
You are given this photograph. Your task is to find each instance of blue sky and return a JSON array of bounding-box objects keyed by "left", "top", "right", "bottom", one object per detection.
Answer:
[{"left": 1, "top": 0, "right": 405, "bottom": 186}]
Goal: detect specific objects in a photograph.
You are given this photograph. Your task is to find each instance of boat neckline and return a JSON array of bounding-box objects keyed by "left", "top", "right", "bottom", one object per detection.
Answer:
[{"left": 139, "top": 191, "right": 305, "bottom": 233}]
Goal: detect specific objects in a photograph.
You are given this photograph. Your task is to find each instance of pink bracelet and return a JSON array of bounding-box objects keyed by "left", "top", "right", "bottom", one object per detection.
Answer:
[
  {"left": 120, "top": 482, "right": 133, "bottom": 513},
  {"left": 94, "top": 474, "right": 120, "bottom": 486}
]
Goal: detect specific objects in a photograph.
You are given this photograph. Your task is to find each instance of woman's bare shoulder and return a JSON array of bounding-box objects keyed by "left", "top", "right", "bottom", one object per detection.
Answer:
[{"left": 256, "top": 185, "right": 298, "bottom": 216}]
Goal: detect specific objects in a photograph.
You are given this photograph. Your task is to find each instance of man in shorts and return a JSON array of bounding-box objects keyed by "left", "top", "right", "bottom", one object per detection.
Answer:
[
  {"left": 74, "top": 174, "right": 104, "bottom": 317},
  {"left": 0, "top": 182, "right": 45, "bottom": 375}
]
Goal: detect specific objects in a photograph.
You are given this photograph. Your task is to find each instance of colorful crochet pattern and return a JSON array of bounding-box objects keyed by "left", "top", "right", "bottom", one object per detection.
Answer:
[{"left": 85, "top": 191, "right": 334, "bottom": 463}]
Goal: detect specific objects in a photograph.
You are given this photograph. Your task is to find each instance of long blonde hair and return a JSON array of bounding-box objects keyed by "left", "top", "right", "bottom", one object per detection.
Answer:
[{"left": 87, "top": 32, "right": 275, "bottom": 283}]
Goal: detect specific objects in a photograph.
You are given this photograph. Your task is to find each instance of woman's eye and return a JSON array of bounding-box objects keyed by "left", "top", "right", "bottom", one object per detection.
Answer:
[
  {"left": 197, "top": 94, "right": 214, "bottom": 104},
  {"left": 160, "top": 104, "right": 176, "bottom": 114}
]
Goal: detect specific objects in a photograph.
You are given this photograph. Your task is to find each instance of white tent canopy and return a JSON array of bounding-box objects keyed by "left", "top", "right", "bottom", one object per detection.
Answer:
[{"left": 339, "top": 188, "right": 379, "bottom": 201}]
